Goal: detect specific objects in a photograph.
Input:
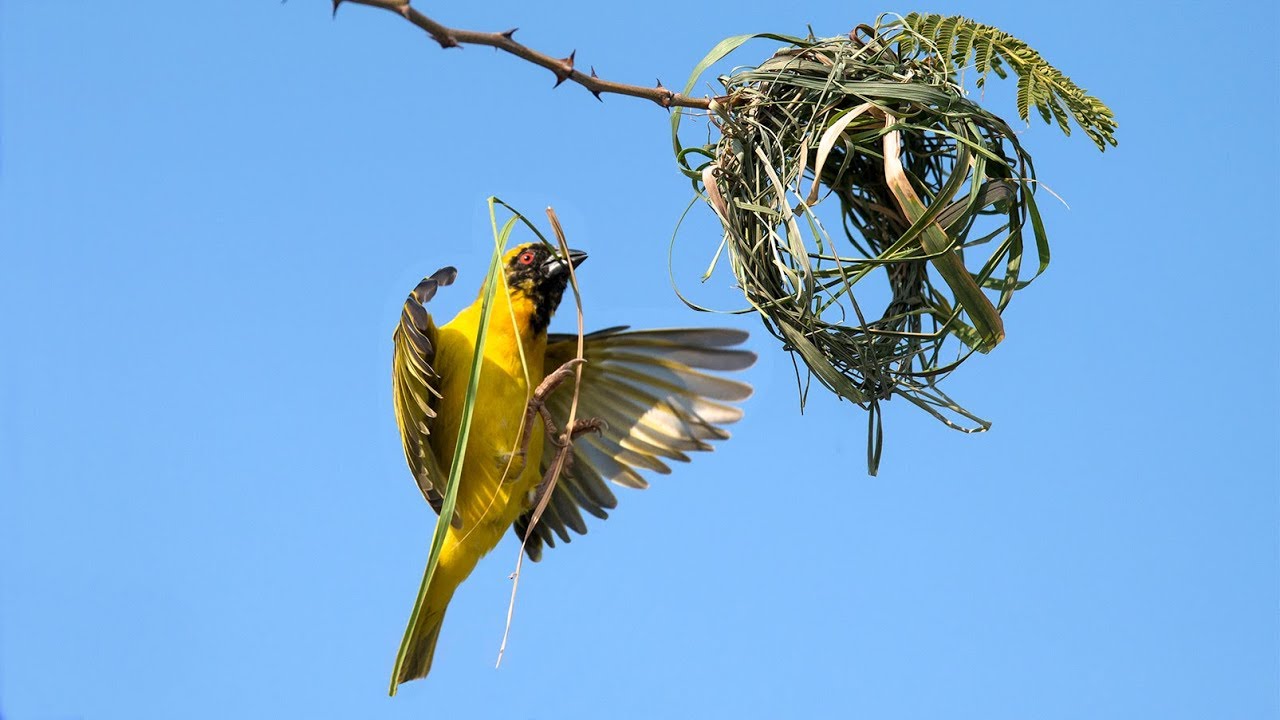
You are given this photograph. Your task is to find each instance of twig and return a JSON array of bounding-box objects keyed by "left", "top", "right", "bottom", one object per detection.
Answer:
[
  {"left": 333, "top": 0, "right": 714, "bottom": 110},
  {"left": 495, "top": 207, "right": 592, "bottom": 669}
]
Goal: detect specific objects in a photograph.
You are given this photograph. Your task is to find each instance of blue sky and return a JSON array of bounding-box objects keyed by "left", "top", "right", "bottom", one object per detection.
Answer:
[{"left": 2, "top": 1, "right": 1277, "bottom": 718}]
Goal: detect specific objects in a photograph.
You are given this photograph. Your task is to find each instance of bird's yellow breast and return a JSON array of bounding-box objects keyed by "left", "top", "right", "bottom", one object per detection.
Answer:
[{"left": 432, "top": 289, "right": 547, "bottom": 557}]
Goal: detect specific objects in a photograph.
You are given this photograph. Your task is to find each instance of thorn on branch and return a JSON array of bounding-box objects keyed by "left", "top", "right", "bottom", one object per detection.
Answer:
[
  {"left": 553, "top": 50, "right": 576, "bottom": 88},
  {"left": 655, "top": 78, "right": 675, "bottom": 109},
  {"left": 331, "top": 0, "right": 342, "bottom": 18},
  {"left": 589, "top": 66, "right": 603, "bottom": 101},
  {"left": 430, "top": 31, "right": 460, "bottom": 49},
  {"left": 500, "top": 27, "right": 518, "bottom": 40}
]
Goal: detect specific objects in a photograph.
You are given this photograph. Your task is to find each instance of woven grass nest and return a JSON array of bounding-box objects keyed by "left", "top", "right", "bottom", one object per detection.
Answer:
[{"left": 672, "top": 14, "right": 1116, "bottom": 471}]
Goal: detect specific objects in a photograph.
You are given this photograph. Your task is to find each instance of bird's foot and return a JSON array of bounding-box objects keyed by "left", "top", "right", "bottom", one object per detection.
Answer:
[
  {"left": 533, "top": 357, "right": 586, "bottom": 402},
  {"left": 547, "top": 416, "right": 607, "bottom": 448},
  {"left": 507, "top": 358, "right": 588, "bottom": 483}
]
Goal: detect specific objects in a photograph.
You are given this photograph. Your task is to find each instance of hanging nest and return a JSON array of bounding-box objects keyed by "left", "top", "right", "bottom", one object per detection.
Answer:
[{"left": 672, "top": 13, "right": 1116, "bottom": 472}]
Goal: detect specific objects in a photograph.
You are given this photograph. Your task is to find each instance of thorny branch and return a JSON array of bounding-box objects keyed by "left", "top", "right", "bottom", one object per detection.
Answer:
[{"left": 333, "top": 0, "right": 715, "bottom": 110}]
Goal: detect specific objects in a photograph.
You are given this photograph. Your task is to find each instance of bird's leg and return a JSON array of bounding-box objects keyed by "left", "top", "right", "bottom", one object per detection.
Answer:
[
  {"left": 506, "top": 358, "right": 586, "bottom": 482},
  {"left": 519, "top": 364, "right": 608, "bottom": 533}
]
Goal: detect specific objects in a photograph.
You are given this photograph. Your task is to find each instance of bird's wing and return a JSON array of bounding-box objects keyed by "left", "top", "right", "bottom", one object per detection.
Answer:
[
  {"left": 513, "top": 327, "right": 756, "bottom": 560},
  {"left": 392, "top": 267, "right": 458, "bottom": 521}
]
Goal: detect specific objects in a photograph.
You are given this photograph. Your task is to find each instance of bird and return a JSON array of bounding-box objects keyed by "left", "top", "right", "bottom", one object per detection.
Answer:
[{"left": 389, "top": 241, "right": 755, "bottom": 687}]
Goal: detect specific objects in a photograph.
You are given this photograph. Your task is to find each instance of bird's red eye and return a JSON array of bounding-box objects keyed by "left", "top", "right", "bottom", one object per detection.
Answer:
[{"left": 517, "top": 251, "right": 536, "bottom": 266}]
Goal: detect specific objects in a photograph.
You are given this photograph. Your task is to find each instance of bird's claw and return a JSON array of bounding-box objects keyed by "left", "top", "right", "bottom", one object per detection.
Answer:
[
  {"left": 532, "top": 357, "right": 586, "bottom": 402},
  {"left": 545, "top": 416, "right": 606, "bottom": 449}
]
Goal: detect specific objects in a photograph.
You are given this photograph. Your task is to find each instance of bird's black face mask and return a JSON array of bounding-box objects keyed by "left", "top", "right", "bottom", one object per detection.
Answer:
[{"left": 505, "top": 244, "right": 588, "bottom": 334}]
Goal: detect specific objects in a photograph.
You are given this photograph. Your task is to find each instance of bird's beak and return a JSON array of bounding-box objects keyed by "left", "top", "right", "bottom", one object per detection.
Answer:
[{"left": 544, "top": 248, "right": 588, "bottom": 279}]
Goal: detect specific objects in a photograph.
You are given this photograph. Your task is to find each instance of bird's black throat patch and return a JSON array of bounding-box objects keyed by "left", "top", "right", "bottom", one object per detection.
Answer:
[
  {"left": 504, "top": 244, "right": 572, "bottom": 336},
  {"left": 527, "top": 280, "right": 568, "bottom": 335}
]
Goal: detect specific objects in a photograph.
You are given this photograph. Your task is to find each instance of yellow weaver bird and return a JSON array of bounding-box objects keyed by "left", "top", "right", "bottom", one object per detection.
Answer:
[{"left": 390, "top": 242, "right": 755, "bottom": 685}]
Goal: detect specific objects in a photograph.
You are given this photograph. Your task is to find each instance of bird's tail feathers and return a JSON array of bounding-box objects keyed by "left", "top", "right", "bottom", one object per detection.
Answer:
[
  {"left": 392, "top": 535, "right": 473, "bottom": 689},
  {"left": 396, "top": 604, "right": 449, "bottom": 686}
]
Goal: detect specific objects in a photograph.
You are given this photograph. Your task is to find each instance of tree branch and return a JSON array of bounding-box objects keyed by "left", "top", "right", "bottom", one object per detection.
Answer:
[{"left": 333, "top": 0, "right": 714, "bottom": 110}]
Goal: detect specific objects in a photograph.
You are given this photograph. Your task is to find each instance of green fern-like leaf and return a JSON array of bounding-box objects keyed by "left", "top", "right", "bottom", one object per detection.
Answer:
[
  {"left": 896, "top": 33, "right": 917, "bottom": 58},
  {"left": 952, "top": 26, "right": 975, "bottom": 72},
  {"left": 1016, "top": 71, "right": 1033, "bottom": 122},
  {"left": 936, "top": 16, "right": 961, "bottom": 71},
  {"left": 893, "top": 12, "right": 1118, "bottom": 150},
  {"left": 974, "top": 34, "right": 994, "bottom": 76},
  {"left": 918, "top": 13, "right": 943, "bottom": 43},
  {"left": 1047, "top": 95, "right": 1072, "bottom": 136}
]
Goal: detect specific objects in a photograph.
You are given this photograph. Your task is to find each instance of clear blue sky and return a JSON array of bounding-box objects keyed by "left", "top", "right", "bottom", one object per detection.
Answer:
[{"left": 2, "top": 1, "right": 1277, "bottom": 718}]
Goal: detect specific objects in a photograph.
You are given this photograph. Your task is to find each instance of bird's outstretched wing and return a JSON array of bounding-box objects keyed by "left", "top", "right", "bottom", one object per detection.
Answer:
[
  {"left": 514, "top": 327, "right": 756, "bottom": 560},
  {"left": 392, "top": 267, "right": 458, "bottom": 521}
]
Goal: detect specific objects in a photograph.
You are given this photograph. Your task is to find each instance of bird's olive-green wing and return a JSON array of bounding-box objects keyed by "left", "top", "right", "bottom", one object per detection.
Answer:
[
  {"left": 513, "top": 327, "right": 756, "bottom": 560},
  {"left": 392, "top": 267, "right": 457, "bottom": 520}
]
